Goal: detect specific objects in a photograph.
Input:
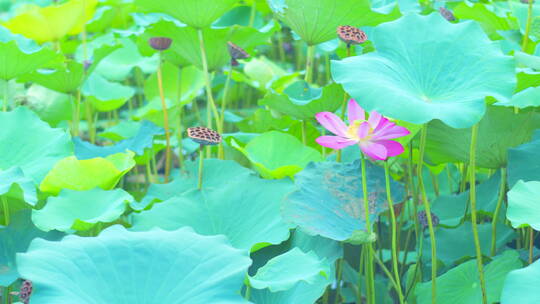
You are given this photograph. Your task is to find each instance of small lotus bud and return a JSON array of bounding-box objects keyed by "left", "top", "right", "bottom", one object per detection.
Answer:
[
  {"left": 418, "top": 210, "right": 440, "bottom": 229},
  {"left": 337, "top": 25, "right": 367, "bottom": 46},
  {"left": 439, "top": 7, "right": 456, "bottom": 22},
  {"left": 187, "top": 127, "right": 222, "bottom": 146},
  {"left": 149, "top": 37, "right": 172, "bottom": 51}
]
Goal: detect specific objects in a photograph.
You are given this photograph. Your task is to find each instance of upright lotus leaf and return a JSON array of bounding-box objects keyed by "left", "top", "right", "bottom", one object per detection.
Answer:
[
  {"left": 426, "top": 106, "right": 540, "bottom": 169},
  {"left": 453, "top": 2, "right": 514, "bottom": 39},
  {"left": 17, "top": 60, "right": 85, "bottom": 94},
  {"left": 237, "top": 109, "right": 295, "bottom": 133},
  {"left": 496, "top": 86, "right": 540, "bottom": 108},
  {"left": 501, "top": 258, "right": 540, "bottom": 304},
  {"left": 250, "top": 273, "right": 330, "bottom": 304},
  {"left": 131, "top": 162, "right": 294, "bottom": 251},
  {"left": 16, "top": 225, "right": 251, "bottom": 303},
  {"left": 0, "top": 25, "right": 40, "bottom": 52},
  {"left": 332, "top": 13, "right": 515, "bottom": 129},
  {"left": 83, "top": 73, "right": 135, "bottom": 112},
  {"left": 509, "top": 0, "right": 540, "bottom": 36},
  {"left": 268, "top": 0, "right": 399, "bottom": 45},
  {"left": 232, "top": 131, "right": 323, "bottom": 179},
  {"left": 0, "top": 167, "right": 37, "bottom": 207},
  {"left": 423, "top": 222, "right": 514, "bottom": 265},
  {"left": 508, "top": 130, "right": 540, "bottom": 187},
  {"left": 25, "top": 84, "right": 72, "bottom": 127},
  {"left": 0, "top": 107, "right": 73, "bottom": 184},
  {"left": 0, "top": 210, "right": 63, "bottom": 287},
  {"left": 0, "top": 41, "right": 58, "bottom": 80},
  {"left": 144, "top": 62, "right": 204, "bottom": 106},
  {"left": 99, "top": 120, "right": 142, "bottom": 141},
  {"left": 135, "top": 0, "right": 237, "bottom": 29},
  {"left": 39, "top": 152, "right": 135, "bottom": 195},
  {"left": 2, "top": 0, "right": 98, "bottom": 43},
  {"left": 415, "top": 250, "right": 522, "bottom": 304},
  {"left": 241, "top": 57, "right": 288, "bottom": 91},
  {"left": 32, "top": 188, "right": 133, "bottom": 232},
  {"left": 249, "top": 248, "right": 329, "bottom": 292},
  {"left": 506, "top": 180, "right": 540, "bottom": 231},
  {"left": 74, "top": 120, "right": 164, "bottom": 159},
  {"left": 283, "top": 160, "right": 405, "bottom": 242},
  {"left": 259, "top": 82, "right": 343, "bottom": 120}
]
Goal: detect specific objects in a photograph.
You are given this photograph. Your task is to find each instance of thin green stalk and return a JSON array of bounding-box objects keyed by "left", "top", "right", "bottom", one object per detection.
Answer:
[
  {"left": 145, "top": 161, "right": 152, "bottom": 184},
  {"left": 469, "top": 123, "right": 487, "bottom": 304},
  {"left": 218, "top": 64, "right": 233, "bottom": 159},
  {"left": 305, "top": 45, "right": 316, "bottom": 84},
  {"left": 157, "top": 58, "right": 171, "bottom": 182},
  {"left": 356, "top": 247, "right": 366, "bottom": 304},
  {"left": 334, "top": 257, "right": 344, "bottom": 304},
  {"left": 360, "top": 153, "right": 375, "bottom": 304},
  {"left": 244, "top": 280, "right": 251, "bottom": 301},
  {"left": 1, "top": 197, "right": 8, "bottom": 226},
  {"left": 248, "top": 1, "right": 256, "bottom": 27},
  {"left": 176, "top": 68, "right": 185, "bottom": 170},
  {"left": 2, "top": 80, "right": 7, "bottom": 112},
  {"left": 72, "top": 92, "right": 81, "bottom": 137},
  {"left": 522, "top": 0, "right": 534, "bottom": 52},
  {"left": 276, "top": 21, "right": 286, "bottom": 62},
  {"left": 2, "top": 285, "right": 10, "bottom": 304},
  {"left": 490, "top": 167, "right": 507, "bottom": 256},
  {"left": 336, "top": 47, "right": 351, "bottom": 162},
  {"left": 85, "top": 96, "right": 95, "bottom": 143},
  {"left": 384, "top": 162, "right": 405, "bottom": 303},
  {"left": 404, "top": 234, "right": 424, "bottom": 301},
  {"left": 418, "top": 125, "right": 437, "bottom": 304},
  {"left": 301, "top": 120, "right": 307, "bottom": 145},
  {"left": 529, "top": 227, "right": 535, "bottom": 264},
  {"left": 373, "top": 253, "right": 401, "bottom": 297},
  {"left": 197, "top": 145, "right": 204, "bottom": 190}
]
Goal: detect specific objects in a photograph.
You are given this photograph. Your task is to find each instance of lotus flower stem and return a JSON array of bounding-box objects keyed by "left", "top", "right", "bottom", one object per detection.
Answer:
[
  {"left": 156, "top": 58, "right": 171, "bottom": 182},
  {"left": 522, "top": 0, "right": 534, "bottom": 52},
  {"left": 176, "top": 68, "right": 185, "bottom": 170},
  {"left": 417, "top": 125, "right": 437, "bottom": 304},
  {"left": 1, "top": 196, "right": 8, "bottom": 226},
  {"left": 360, "top": 153, "right": 376, "bottom": 304},
  {"left": 305, "top": 45, "right": 316, "bottom": 84},
  {"left": 529, "top": 227, "right": 535, "bottom": 264},
  {"left": 197, "top": 145, "right": 204, "bottom": 190},
  {"left": 336, "top": 48, "right": 351, "bottom": 162},
  {"left": 249, "top": 1, "right": 256, "bottom": 27},
  {"left": 468, "top": 123, "right": 487, "bottom": 304},
  {"left": 219, "top": 63, "right": 233, "bottom": 159},
  {"left": 384, "top": 161, "right": 405, "bottom": 303},
  {"left": 490, "top": 167, "right": 506, "bottom": 256},
  {"left": 373, "top": 253, "right": 400, "bottom": 297},
  {"left": 333, "top": 258, "right": 344, "bottom": 304},
  {"left": 72, "top": 92, "right": 81, "bottom": 137},
  {"left": 244, "top": 276, "right": 252, "bottom": 300}
]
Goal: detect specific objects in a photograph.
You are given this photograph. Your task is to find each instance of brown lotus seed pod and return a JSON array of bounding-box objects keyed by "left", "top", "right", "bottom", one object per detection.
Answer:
[
  {"left": 418, "top": 210, "right": 440, "bottom": 229},
  {"left": 19, "top": 280, "right": 32, "bottom": 304},
  {"left": 439, "top": 7, "right": 456, "bottom": 22},
  {"left": 187, "top": 127, "right": 222, "bottom": 146},
  {"left": 149, "top": 37, "right": 172, "bottom": 51},
  {"left": 337, "top": 25, "right": 367, "bottom": 46},
  {"left": 227, "top": 42, "right": 249, "bottom": 66}
]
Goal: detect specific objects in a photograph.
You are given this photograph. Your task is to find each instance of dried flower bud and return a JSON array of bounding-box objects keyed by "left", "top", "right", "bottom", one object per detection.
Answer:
[
  {"left": 337, "top": 25, "right": 367, "bottom": 46},
  {"left": 418, "top": 210, "right": 439, "bottom": 229},
  {"left": 149, "top": 37, "right": 172, "bottom": 51},
  {"left": 187, "top": 127, "right": 222, "bottom": 146},
  {"left": 19, "top": 280, "right": 32, "bottom": 304},
  {"left": 227, "top": 42, "right": 249, "bottom": 66},
  {"left": 439, "top": 7, "right": 456, "bottom": 22}
]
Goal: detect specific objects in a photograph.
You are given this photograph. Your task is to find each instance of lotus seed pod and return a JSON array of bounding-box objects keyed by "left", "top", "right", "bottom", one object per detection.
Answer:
[
  {"left": 439, "top": 7, "right": 456, "bottom": 22},
  {"left": 227, "top": 42, "right": 249, "bottom": 66},
  {"left": 337, "top": 25, "right": 367, "bottom": 46},
  {"left": 19, "top": 280, "right": 32, "bottom": 304},
  {"left": 149, "top": 37, "right": 172, "bottom": 51},
  {"left": 418, "top": 210, "right": 440, "bottom": 229},
  {"left": 187, "top": 127, "right": 222, "bottom": 146}
]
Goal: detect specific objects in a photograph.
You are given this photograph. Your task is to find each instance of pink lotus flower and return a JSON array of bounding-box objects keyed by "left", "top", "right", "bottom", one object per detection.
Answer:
[{"left": 315, "top": 99, "right": 410, "bottom": 160}]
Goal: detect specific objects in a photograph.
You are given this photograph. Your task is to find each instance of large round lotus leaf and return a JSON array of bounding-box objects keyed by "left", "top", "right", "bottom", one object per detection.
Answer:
[
  {"left": 0, "top": 41, "right": 58, "bottom": 80},
  {"left": 135, "top": 0, "right": 237, "bottom": 29},
  {"left": 506, "top": 180, "right": 540, "bottom": 231},
  {"left": 32, "top": 188, "right": 133, "bottom": 232},
  {"left": 426, "top": 106, "right": 540, "bottom": 169},
  {"left": 250, "top": 274, "right": 329, "bottom": 304},
  {"left": 2, "top": 0, "right": 98, "bottom": 43},
  {"left": 267, "top": 0, "right": 399, "bottom": 45},
  {"left": 415, "top": 250, "right": 522, "bottom": 304},
  {"left": 0, "top": 210, "right": 63, "bottom": 287},
  {"left": 39, "top": 152, "right": 135, "bottom": 195},
  {"left": 232, "top": 131, "right": 323, "bottom": 179},
  {"left": 496, "top": 86, "right": 540, "bottom": 108},
  {"left": 82, "top": 73, "right": 135, "bottom": 112},
  {"left": 249, "top": 248, "right": 329, "bottom": 292},
  {"left": 331, "top": 13, "right": 516, "bottom": 129},
  {"left": 16, "top": 225, "right": 251, "bottom": 303},
  {"left": 0, "top": 107, "right": 73, "bottom": 184},
  {"left": 508, "top": 130, "right": 540, "bottom": 187},
  {"left": 501, "top": 258, "right": 540, "bottom": 304},
  {"left": 74, "top": 120, "right": 163, "bottom": 160},
  {"left": 0, "top": 167, "right": 37, "bottom": 207},
  {"left": 131, "top": 165, "right": 294, "bottom": 251},
  {"left": 17, "top": 61, "right": 84, "bottom": 94},
  {"left": 282, "top": 160, "right": 405, "bottom": 242},
  {"left": 453, "top": 2, "right": 513, "bottom": 40},
  {"left": 144, "top": 62, "right": 204, "bottom": 106}
]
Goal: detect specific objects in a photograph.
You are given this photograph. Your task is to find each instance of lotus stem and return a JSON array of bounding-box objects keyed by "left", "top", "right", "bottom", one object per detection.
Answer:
[
  {"left": 197, "top": 145, "right": 204, "bottom": 190},
  {"left": 529, "top": 227, "right": 535, "bottom": 264},
  {"left": 490, "top": 167, "right": 507, "bottom": 256},
  {"left": 219, "top": 63, "right": 233, "bottom": 159},
  {"left": 1, "top": 196, "right": 8, "bottom": 226},
  {"left": 384, "top": 161, "right": 405, "bottom": 303},
  {"left": 72, "top": 91, "right": 81, "bottom": 137},
  {"left": 417, "top": 125, "right": 437, "bottom": 304},
  {"left": 156, "top": 57, "right": 171, "bottom": 182},
  {"left": 468, "top": 123, "right": 487, "bottom": 304},
  {"left": 2, "top": 285, "right": 10, "bottom": 304},
  {"left": 249, "top": 1, "right": 256, "bottom": 27},
  {"left": 2, "top": 80, "right": 7, "bottom": 112},
  {"left": 176, "top": 68, "right": 185, "bottom": 170},
  {"left": 333, "top": 257, "right": 344, "bottom": 304},
  {"left": 522, "top": 0, "right": 534, "bottom": 52},
  {"left": 373, "top": 253, "right": 401, "bottom": 297},
  {"left": 360, "top": 153, "right": 376, "bottom": 304},
  {"left": 305, "top": 44, "right": 315, "bottom": 84}
]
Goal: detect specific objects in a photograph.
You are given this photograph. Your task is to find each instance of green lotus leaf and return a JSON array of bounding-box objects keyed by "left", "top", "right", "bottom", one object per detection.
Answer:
[
  {"left": 24, "top": 84, "right": 72, "bottom": 127},
  {"left": 32, "top": 188, "right": 132, "bottom": 232},
  {"left": 0, "top": 167, "right": 37, "bottom": 207},
  {"left": 509, "top": 0, "right": 540, "bottom": 36},
  {"left": 453, "top": 2, "right": 515, "bottom": 39},
  {"left": 241, "top": 57, "right": 288, "bottom": 91},
  {"left": 0, "top": 210, "right": 63, "bottom": 287},
  {"left": 131, "top": 160, "right": 294, "bottom": 251},
  {"left": 0, "top": 25, "right": 40, "bottom": 53},
  {"left": 332, "top": 13, "right": 515, "bottom": 128},
  {"left": 39, "top": 152, "right": 135, "bottom": 195},
  {"left": 423, "top": 222, "right": 514, "bottom": 266},
  {"left": 501, "top": 258, "right": 540, "bottom": 304},
  {"left": 415, "top": 250, "right": 522, "bottom": 304},
  {"left": 0, "top": 40, "right": 58, "bottom": 80},
  {"left": 135, "top": 0, "right": 237, "bottom": 29},
  {"left": 250, "top": 248, "right": 329, "bottom": 292},
  {"left": 232, "top": 131, "right": 323, "bottom": 179},
  {"left": 426, "top": 106, "right": 540, "bottom": 169},
  {"left": 16, "top": 225, "right": 251, "bottom": 303},
  {"left": 74, "top": 120, "right": 163, "bottom": 159},
  {"left": 250, "top": 272, "right": 329, "bottom": 304},
  {"left": 213, "top": 5, "right": 266, "bottom": 29},
  {"left": 236, "top": 109, "right": 295, "bottom": 134},
  {"left": 83, "top": 73, "right": 135, "bottom": 112},
  {"left": 259, "top": 82, "right": 343, "bottom": 120},
  {"left": 508, "top": 130, "right": 540, "bottom": 187},
  {"left": 0, "top": 107, "right": 73, "bottom": 184},
  {"left": 282, "top": 160, "right": 405, "bottom": 241},
  {"left": 17, "top": 60, "right": 84, "bottom": 94},
  {"left": 496, "top": 86, "right": 540, "bottom": 108},
  {"left": 132, "top": 97, "right": 182, "bottom": 129},
  {"left": 514, "top": 51, "right": 540, "bottom": 70},
  {"left": 268, "top": 0, "right": 399, "bottom": 45},
  {"left": 144, "top": 62, "right": 204, "bottom": 106},
  {"left": 98, "top": 120, "right": 142, "bottom": 141},
  {"left": 506, "top": 180, "right": 540, "bottom": 231}
]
